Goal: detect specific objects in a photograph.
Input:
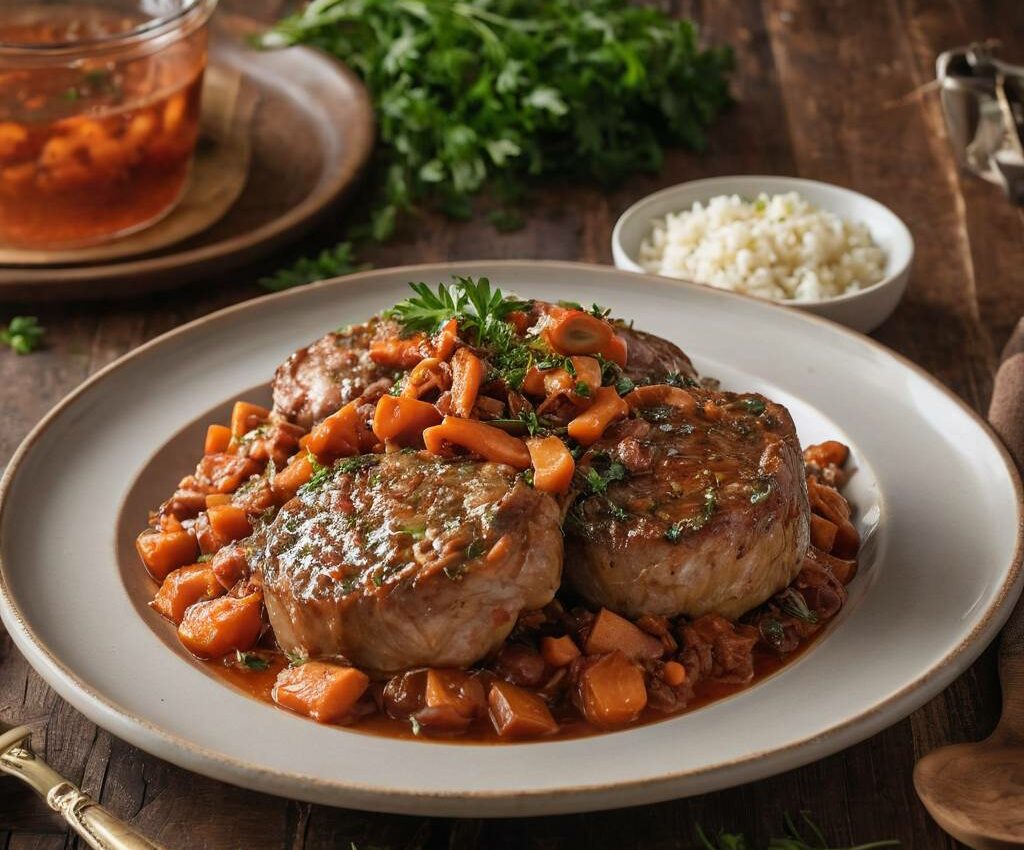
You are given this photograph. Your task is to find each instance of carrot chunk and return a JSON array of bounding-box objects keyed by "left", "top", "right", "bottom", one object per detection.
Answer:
[
  {"left": 585, "top": 608, "right": 664, "bottom": 661},
  {"left": 488, "top": 680, "right": 558, "bottom": 738},
  {"left": 451, "top": 347, "right": 485, "bottom": 418},
  {"left": 230, "top": 401, "right": 270, "bottom": 439},
  {"left": 204, "top": 424, "right": 232, "bottom": 455},
  {"left": 567, "top": 386, "right": 629, "bottom": 446},
  {"left": 423, "top": 416, "right": 531, "bottom": 469},
  {"left": 272, "top": 661, "right": 369, "bottom": 724},
  {"left": 570, "top": 355, "right": 602, "bottom": 394},
  {"left": 369, "top": 334, "right": 427, "bottom": 369},
  {"left": 372, "top": 394, "right": 442, "bottom": 446},
  {"left": 432, "top": 318, "right": 459, "bottom": 361},
  {"left": 526, "top": 436, "right": 575, "bottom": 494},
  {"left": 402, "top": 357, "right": 448, "bottom": 399},
  {"left": 804, "top": 440, "right": 850, "bottom": 468},
  {"left": 272, "top": 455, "right": 313, "bottom": 502},
  {"left": 207, "top": 504, "right": 252, "bottom": 543},
  {"left": 136, "top": 530, "right": 198, "bottom": 581},
  {"left": 810, "top": 514, "right": 838, "bottom": 551},
  {"left": 177, "top": 592, "right": 263, "bottom": 659},
  {"left": 418, "top": 669, "right": 487, "bottom": 731},
  {"left": 205, "top": 493, "right": 232, "bottom": 508},
  {"left": 544, "top": 309, "right": 614, "bottom": 355},
  {"left": 662, "top": 660, "right": 687, "bottom": 687},
  {"left": 151, "top": 564, "right": 224, "bottom": 624},
  {"left": 577, "top": 651, "right": 648, "bottom": 728},
  {"left": 306, "top": 401, "right": 367, "bottom": 459},
  {"left": 541, "top": 635, "right": 581, "bottom": 667},
  {"left": 521, "top": 367, "right": 548, "bottom": 396},
  {"left": 624, "top": 384, "right": 697, "bottom": 414},
  {"left": 599, "top": 333, "right": 628, "bottom": 367}
]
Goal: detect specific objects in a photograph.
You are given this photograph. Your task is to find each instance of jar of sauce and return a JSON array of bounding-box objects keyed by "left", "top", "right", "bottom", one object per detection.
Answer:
[{"left": 0, "top": 0, "right": 216, "bottom": 249}]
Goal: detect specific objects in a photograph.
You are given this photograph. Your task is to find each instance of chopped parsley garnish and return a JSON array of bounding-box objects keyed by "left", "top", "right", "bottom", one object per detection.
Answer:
[
  {"left": 583, "top": 459, "right": 627, "bottom": 496},
  {"left": 521, "top": 468, "right": 535, "bottom": 487},
  {"left": 399, "top": 520, "right": 426, "bottom": 540},
  {"left": 300, "top": 451, "right": 333, "bottom": 494},
  {"left": 731, "top": 397, "right": 766, "bottom": 415},
  {"left": 575, "top": 381, "right": 591, "bottom": 398},
  {"left": 235, "top": 650, "right": 269, "bottom": 671},
  {"left": 664, "top": 487, "right": 717, "bottom": 541},
  {"left": 615, "top": 375, "right": 636, "bottom": 396},
  {"left": 285, "top": 651, "right": 309, "bottom": 667},
  {"left": 758, "top": 617, "right": 785, "bottom": 649},
  {"left": 196, "top": 554, "right": 214, "bottom": 563},
  {"left": 337, "top": 455, "right": 381, "bottom": 474},
  {"left": 607, "top": 501, "right": 630, "bottom": 522},
  {"left": 663, "top": 371, "right": 699, "bottom": 389},
  {"left": 1, "top": 316, "right": 44, "bottom": 355}
]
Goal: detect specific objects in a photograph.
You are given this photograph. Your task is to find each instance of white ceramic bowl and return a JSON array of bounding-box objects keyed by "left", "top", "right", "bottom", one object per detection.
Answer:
[{"left": 611, "top": 175, "right": 914, "bottom": 333}]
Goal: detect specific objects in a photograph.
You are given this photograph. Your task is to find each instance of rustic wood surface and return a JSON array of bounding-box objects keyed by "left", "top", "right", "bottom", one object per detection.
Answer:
[{"left": 2, "top": 0, "right": 1023, "bottom": 847}]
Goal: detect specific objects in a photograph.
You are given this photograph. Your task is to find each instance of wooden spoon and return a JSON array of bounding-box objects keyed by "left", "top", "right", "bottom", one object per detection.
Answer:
[{"left": 914, "top": 597, "right": 1024, "bottom": 849}]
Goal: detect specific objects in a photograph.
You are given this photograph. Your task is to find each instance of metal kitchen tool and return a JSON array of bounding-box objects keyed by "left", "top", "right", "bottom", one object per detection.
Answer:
[
  {"left": 0, "top": 721, "right": 169, "bottom": 850},
  {"left": 937, "top": 41, "right": 1024, "bottom": 204}
]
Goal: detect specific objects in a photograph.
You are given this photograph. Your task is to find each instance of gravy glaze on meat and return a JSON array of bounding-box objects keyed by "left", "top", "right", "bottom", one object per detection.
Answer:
[
  {"left": 566, "top": 386, "right": 809, "bottom": 619},
  {"left": 250, "top": 451, "right": 562, "bottom": 675}
]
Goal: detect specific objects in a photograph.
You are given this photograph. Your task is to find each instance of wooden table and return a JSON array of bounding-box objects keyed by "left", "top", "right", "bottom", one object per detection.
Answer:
[{"left": 3, "top": 1, "right": 1023, "bottom": 847}]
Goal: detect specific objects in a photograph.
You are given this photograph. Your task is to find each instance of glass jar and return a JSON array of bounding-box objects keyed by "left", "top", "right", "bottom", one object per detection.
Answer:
[{"left": 0, "top": 0, "right": 217, "bottom": 249}]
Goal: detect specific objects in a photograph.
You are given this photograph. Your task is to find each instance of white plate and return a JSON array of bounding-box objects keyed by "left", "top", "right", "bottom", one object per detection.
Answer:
[{"left": 0, "top": 261, "right": 1020, "bottom": 817}]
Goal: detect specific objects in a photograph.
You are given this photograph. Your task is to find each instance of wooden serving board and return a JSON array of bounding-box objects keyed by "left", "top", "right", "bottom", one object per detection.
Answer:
[{"left": 0, "top": 13, "right": 375, "bottom": 302}]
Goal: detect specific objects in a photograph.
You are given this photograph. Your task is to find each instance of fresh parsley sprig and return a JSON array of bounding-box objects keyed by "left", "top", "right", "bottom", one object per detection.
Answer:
[
  {"left": 266, "top": 0, "right": 733, "bottom": 239},
  {"left": 259, "top": 242, "right": 366, "bottom": 292},
  {"left": 1, "top": 316, "right": 44, "bottom": 355}
]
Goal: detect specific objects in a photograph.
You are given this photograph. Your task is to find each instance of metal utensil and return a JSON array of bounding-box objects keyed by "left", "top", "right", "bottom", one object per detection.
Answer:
[
  {"left": 0, "top": 721, "right": 169, "bottom": 850},
  {"left": 937, "top": 41, "right": 1024, "bottom": 204}
]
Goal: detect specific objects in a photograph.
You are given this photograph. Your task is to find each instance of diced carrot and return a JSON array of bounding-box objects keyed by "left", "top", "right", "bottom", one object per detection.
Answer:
[
  {"left": 204, "top": 424, "right": 232, "bottom": 455},
  {"left": 432, "top": 318, "right": 459, "bottom": 361},
  {"left": 272, "top": 661, "right": 369, "bottom": 724},
  {"left": 577, "top": 651, "right": 648, "bottom": 728},
  {"left": 810, "top": 514, "right": 838, "bottom": 551},
  {"left": 423, "top": 416, "right": 531, "bottom": 469},
  {"left": 542, "top": 368, "right": 575, "bottom": 397},
  {"left": 541, "top": 635, "right": 581, "bottom": 667},
  {"left": 567, "top": 386, "right": 629, "bottom": 446},
  {"left": 136, "top": 530, "right": 198, "bottom": 581},
  {"left": 159, "top": 514, "right": 184, "bottom": 533},
  {"left": 451, "top": 347, "right": 485, "bottom": 418},
  {"left": 205, "top": 493, "right": 232, "bottom": 508},
  {"left": 372, "top": 394, "right": 442, "bottom": 446},
  {"left": 488, "top": 680, "right": 558, "bottom": 738},
  {"left": 419, "top": 669, "right": 487, "bottom": 730},
  {"left": 599, "top": 333, "right": 628, "bottom": 367},
  {"left": 402, "top": 357, "right": 448, "bottom": 399},
  {"left": 272, "top": 455, "right": 314, "bottom": 502},
  {"left": 151, "top": 564, "right": 225, "bottom": 624},
  {"left": 369, "top": 334, "right": 427, "bottom": 369},
  {"left": 526, "top": 436, "right": 575, "bottom": 494},
  {"left": 624, "top": 384, "right": 697, "bottom": 414},
  {"left": 804, "top": 440, "right": 850, "bottom": 468},
  {"left": 230, "top": 401, "right": 270, "bottom": 439},
  {"left": 197, "top": 453, "right": 262, "bottom": 493},
  {"left": 306, "top": 401, "right": 365, "bottom": 459},
  {"left": 177, "top": 592, "right": 263, "bottom": 659},
  {"left": 585, "top": 608, "right": 664, "bottom": 661},
  {"left": 544, "top": 309, "right": 614, "bottom": 356},
  {"left": 207, "top": 504, "right": 252, "bottom": 543},
  {"left": 662, "top": 660, "right": 687, "bottom": 687},
  {"left": 521, "top": 367, "right": 548, "bottom": 396},
  {"left": 570, "top": 356, "right": 602, "bottom": 393}
]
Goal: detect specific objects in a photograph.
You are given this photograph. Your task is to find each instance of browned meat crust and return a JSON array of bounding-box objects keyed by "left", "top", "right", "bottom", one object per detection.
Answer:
[{"left": 565, "top": 387, "right": 810, "bottom": 619}]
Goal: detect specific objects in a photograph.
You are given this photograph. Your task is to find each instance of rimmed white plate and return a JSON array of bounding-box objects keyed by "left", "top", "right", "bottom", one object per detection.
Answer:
[{"left": 0, "top": 261, "right": 1020, "bottom": 817}]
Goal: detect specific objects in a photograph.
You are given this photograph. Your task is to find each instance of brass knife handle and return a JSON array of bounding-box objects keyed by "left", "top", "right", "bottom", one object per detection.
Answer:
[{"left": 0, "top": 725, "right": 169, "bottom": 850}]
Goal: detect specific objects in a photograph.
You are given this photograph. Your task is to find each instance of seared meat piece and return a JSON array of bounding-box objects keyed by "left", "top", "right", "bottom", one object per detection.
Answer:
[
  {"left": 616, "top": 325, "right": 698, "bottom": 384},
  {"left": 271, "top": 318, "right": 395, "bottom": 429},
  {"left": 565, "top": 387, "right": 809, "bottom": 620},
  {"left": 249, "top": 452, "right": 563, "bottom": 674}
]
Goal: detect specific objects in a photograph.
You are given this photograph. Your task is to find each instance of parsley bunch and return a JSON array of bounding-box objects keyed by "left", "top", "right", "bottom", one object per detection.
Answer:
[
  {"left": 266, "top": 0, "right": 733, "bottom": 239},
  {"left": 1, "top": 316, "right": 44, "bottom": 355}
]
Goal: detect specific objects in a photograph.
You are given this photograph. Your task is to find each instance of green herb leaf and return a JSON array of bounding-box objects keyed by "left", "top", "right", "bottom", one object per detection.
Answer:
[
  {"left": 777, "top": 588, "right": 819, "bottom": 624},
  {"left": 665, "top": 487, "right": 717, "bottom": 542},
  {"left": 259, "top": 242, "right": 367, "bottom": 292},
  {"left": 1, "top": 316, "right": 44, "bottom": 355},
  {"left": 235, "top": 650, "right": 270, "bottom": 671}
]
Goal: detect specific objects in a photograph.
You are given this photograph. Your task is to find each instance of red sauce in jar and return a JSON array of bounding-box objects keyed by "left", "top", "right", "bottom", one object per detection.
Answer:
[{"left": 0, "top": 8, "right": 208, "bottom": 248}]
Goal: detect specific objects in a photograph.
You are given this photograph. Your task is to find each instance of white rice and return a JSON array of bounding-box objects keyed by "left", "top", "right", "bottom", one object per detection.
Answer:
[{"left": 638, "top": 191, "right": 887, "bottom": 302}]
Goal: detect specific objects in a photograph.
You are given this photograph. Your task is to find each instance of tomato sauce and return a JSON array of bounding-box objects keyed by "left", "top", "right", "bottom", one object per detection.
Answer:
[{"left": 0, "top": 8, "right": 208, "bottom": 248}]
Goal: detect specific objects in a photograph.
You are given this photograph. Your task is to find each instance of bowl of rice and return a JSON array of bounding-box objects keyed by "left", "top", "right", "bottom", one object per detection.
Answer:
[{"left": 611, "top": 175, "right": 914, "bottom": 333}]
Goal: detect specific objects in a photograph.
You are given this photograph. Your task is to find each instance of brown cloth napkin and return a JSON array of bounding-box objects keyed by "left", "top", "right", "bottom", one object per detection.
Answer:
[{"left": 990, "top": 317, "right": 1024, "bottom": 471}]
